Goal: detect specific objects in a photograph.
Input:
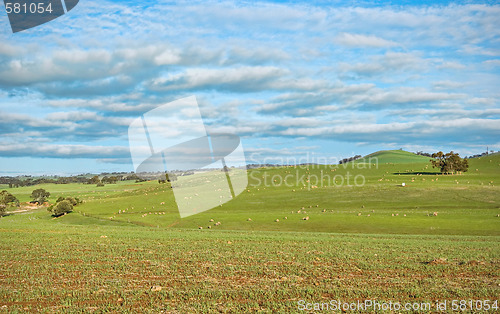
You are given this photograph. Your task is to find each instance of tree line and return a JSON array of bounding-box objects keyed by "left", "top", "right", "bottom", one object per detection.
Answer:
[{"left": 0, "top": 173, "right": 149, "bottom": 188}]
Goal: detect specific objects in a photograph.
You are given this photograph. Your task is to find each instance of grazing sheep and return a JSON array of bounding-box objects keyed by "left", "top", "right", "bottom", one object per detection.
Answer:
[
  {"left": 199, "top": 226, "right": 203, "bottom": 229},
  {"left": 357, "top": 213, "right": 361, "bottom": 216},
  {"left": 247, "top": 218, "right": 252, "bottom": 221},
  {"left": 433, "top": 212, "right": 438, "bottom": 216},
  {"left": 284, "top": 217, "right": 287, "bottom": 220},
  {"left": 210, "top": 218, "right": 214, "bottom": 222},
  {"left": 322, "top": 209, "right": 326, "bottom": 212},
  {"left": 303, "top": 216, "right": 309, "bottom": 220},
  {"left": 275, "top": 219, "right": 280, "bottom": 222}
]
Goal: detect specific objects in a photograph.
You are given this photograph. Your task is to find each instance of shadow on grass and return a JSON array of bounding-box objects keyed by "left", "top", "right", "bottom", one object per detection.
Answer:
[{"left": 393, "top": 172, "right": 442, "bottom": 175}]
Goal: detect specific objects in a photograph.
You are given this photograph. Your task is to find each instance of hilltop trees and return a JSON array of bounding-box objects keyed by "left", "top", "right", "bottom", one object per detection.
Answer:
[
  {"left": 88, "top": 175, "right": 101, "bottom": 185},
  {"left": 430, "top": 151, "right": 469, "bottom": 174},
  {"left": 102, "top": 176, "right": 119, "bottom": 184},
  {"left": 339, "top": 155, "right": 362, "bottom": 164},
  {"left": 31, "top": 188, "right": 50, "bottom": 204}
]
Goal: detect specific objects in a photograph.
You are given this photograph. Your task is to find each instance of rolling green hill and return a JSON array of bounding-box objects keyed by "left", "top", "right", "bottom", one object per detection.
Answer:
[
  {"left": 1, "top": 150, "right": 498, "bottom": 236},
  {"left": 356, "top": 149, "right": 432, "bottom": 164}
]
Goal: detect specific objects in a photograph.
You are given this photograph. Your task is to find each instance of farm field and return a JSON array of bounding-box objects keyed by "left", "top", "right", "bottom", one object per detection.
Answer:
[
  {"left": 2, "top": 150, "right": 498, "bottom": 236},
  {"left": 0, "top": 150, "right": 499, "bottom": 311}
]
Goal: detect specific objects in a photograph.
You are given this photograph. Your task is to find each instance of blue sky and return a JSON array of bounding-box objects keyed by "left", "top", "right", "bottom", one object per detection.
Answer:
[{"left": 0, "top": 0, "right": 499, "bottom": 175}]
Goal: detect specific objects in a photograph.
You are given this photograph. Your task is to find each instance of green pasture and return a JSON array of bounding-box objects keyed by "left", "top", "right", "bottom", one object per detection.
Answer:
[
  {"left": 0, "top": 150, "right": 499, "bottom": 311},
  {"left": 0, "top": 211, "right": 498, "bottom": 312},
  {"left": 3, "top": 150, "right": 498, "bottom": 236}
]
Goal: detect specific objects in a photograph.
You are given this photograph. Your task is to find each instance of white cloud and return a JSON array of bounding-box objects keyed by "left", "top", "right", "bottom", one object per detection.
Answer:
[
  {"left": 0, "top": 1, "right": 499, "bottom": 168},
  {"left": 335, "top": 33, "right": 397, "bottom": 47},
  {"left": 432, "top": 80, "right": 468, "bottom": 90},
  {"left": 0, "top": 142, "right": 129, "bottom": 158},
  {"left": 436, "top": 61, "right": 467, "bottom": 70},
  {"left": 147, "top": 66, "right": 325, "bottom": 92},
  {"left": 483, "top": 59, "right": 500, "bottom": 67},
  {"left": 365, "top": 87, "right": 465, "bottom": 106},
  {"left": 338, "top": 52, "right": 428, "bottom": 77},
  {"left": 461, "top": 45, "right": 500, "bottom": 57}
]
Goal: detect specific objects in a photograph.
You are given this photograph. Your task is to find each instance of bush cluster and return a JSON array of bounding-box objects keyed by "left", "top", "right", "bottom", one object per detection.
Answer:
[{"left": 48, "top": 196, "right": 82, "bottom": 217}]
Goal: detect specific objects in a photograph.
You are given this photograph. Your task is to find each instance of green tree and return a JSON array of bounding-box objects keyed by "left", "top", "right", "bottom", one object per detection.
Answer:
[
  {"left": 47, "top": 196, "right": 81, "bottom": 216},
  {"left": 88, "top": 175, "right": 101, "bottom": 185},
  {"left": 102, "top": 176, "right": 118, "bottom": 184},
  {"left": 50, "top": 200, "right": 73, "bottom": 217},
  {"left": 31, "top": 188, "right": 50, "bottom": 204},
  {"left": 430, "top": 151, "right": 469, "bottom": 174},
  {"left": 0, "top": 190, "right": 19, "bottom": 214}
]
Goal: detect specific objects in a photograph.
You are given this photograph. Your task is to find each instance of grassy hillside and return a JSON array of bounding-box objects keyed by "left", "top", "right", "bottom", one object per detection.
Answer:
[
  {"left": 1, "top": 151, "right": 499, "bottom": 236},
  {"left": 0, "top": 151, "right": 499, "bottom": 311},
  {"left": 356, "top": 149, "right": 432, "bottom": 164}
]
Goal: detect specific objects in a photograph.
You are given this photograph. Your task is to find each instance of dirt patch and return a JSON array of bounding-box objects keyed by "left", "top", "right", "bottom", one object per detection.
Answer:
[
  {"left": 425, "top": 258, "right": 447, "bottom": 265},
  {"left": 6, "top": 202, "right": 47, "bottom": 214},
  {"left": 460, "top": 260, "right": 486, "bottom": 266}
]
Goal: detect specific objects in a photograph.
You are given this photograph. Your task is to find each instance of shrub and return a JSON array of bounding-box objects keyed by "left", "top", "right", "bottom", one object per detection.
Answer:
[
  {"left": 48, "top": 196, "right": 82, "bottom": 216},
  {"left": 51, "top": 200, "right": 73, "bottom": 217},
  {"left": 64, "top": 197, "right": 78, "bottom": 206},
  {"left": 31, "top": 188, "right": 50, "bottom": 204},
  {"left": 0, "top": 190, "right": 19, "bottom": 214},
  {"left": 0, "top": 190, "right": 19, "bottom": 206}
]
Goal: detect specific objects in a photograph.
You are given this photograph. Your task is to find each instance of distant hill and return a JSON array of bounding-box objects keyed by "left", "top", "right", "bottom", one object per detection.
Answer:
[{"left": 356, "top": 150, "right": 432, "bottom": 164}]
